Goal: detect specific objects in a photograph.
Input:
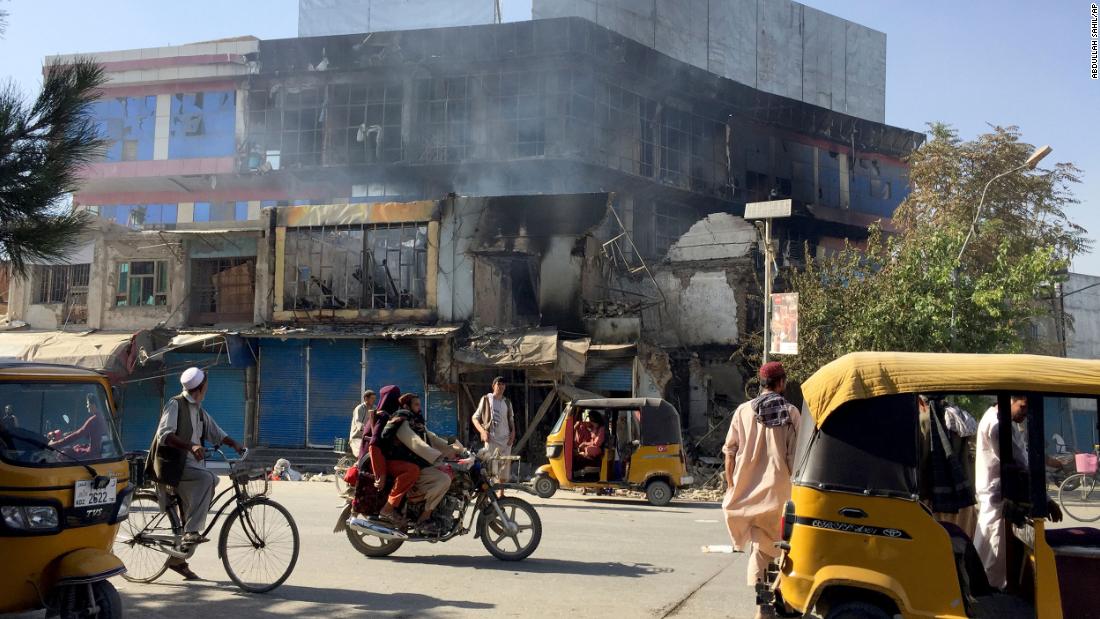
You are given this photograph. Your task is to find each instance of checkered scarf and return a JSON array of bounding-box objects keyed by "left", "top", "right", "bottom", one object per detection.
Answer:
[{"left": 752, "top": 392, "right": 792, "bottom": 427}]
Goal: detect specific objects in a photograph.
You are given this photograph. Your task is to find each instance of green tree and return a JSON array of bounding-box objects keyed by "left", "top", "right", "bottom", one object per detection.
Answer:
[
  {"left": 781, "top": 124, "right": 1087, "bottom": 381},
  {"left": 1, "top": 58, "right": 106, "bottom": 276}
]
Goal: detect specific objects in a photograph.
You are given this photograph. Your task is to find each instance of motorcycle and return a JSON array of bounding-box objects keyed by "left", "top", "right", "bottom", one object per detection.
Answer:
[{"left": 333, "top": 451, "right": 542, "bottom": 561}]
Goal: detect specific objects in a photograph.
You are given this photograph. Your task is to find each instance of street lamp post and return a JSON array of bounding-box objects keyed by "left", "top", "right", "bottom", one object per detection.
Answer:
[
  {"left": 745, "top": 199, "right": 793, "bottom": 364},
  {"left": 949, "top": 145, "right": 1052, "bottom": 344}
]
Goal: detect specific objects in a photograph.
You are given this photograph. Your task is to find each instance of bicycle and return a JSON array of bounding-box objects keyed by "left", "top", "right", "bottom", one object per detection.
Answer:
[
  {"left": 1057, "top": 445, "right": 1100, "bottom": 523},
  {"left": 114, "top": 449, "right": 300, "bottom": 593},
  {"left": 332, "top": 437, "right": 356, "bottom": 495}
]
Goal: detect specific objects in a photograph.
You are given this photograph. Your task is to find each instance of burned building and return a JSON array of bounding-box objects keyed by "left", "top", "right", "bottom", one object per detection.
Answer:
[{"left": 3, "top": 11, "right": 922, "bottom": 466}]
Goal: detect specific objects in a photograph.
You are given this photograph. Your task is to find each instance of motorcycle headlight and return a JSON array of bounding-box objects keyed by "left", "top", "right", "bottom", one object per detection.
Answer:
[{"left": 1, "top": 505, "right": 60, "bottom": 530}]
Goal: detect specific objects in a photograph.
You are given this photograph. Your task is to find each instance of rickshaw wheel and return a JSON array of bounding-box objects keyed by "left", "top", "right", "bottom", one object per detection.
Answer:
[
  {"left": 824, "top": 601, "right": 892, "bottom": 619},
  {"left": 534, "top": 475, "right": 558, "bottom": 499},
  {"left": 645, "top": 479, "right": 673, "bottom": 506},
  {"left": 57, "top": 580, "right": 122, "bottom": 619}
]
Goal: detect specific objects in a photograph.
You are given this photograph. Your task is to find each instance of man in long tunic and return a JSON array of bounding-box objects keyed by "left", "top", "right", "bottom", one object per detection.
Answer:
[{"left": 723, "top": 362, "right": 801, "bottom": 599}]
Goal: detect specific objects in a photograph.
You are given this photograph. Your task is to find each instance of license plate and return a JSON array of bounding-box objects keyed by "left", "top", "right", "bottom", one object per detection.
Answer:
[{"left": 74, "top": 479, "right": 117, "bottom": 508}]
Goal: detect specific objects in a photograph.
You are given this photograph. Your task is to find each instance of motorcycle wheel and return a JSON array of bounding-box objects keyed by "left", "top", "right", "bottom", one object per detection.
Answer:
[
  {"left": 479, "top": 497, "right": 542, "bottom": 561},
  {"left": 346, "top": 524, "right": 405, "bottom": 557}
]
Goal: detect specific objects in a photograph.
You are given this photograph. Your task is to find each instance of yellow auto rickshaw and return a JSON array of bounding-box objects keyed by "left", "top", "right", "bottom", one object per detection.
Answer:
[
  {"left": 765, "top": 352, "right": 1100, "bottom": 619},
  {"left": 0, "top": 362, "right": 131, "bottom": 617},
  {"left": 533, "top": 398, "right": 693, "bottom": 506}
]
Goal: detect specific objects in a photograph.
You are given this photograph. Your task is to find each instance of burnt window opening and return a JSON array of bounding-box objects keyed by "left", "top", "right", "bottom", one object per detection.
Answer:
[
  {"left": 745, "top": 170, "right": 770, "bottom": 203},
  {"left": 473, "top": 255, "right": 541, "bottom": 328},
  {"left": 653, "top": 201, "right": 696, "bottom": 259},
  {"left": 488, "top": 71, "right": 549, "bottom": 158},
  {"left": 35, "top": 264, "right": 91, "bottom": 321},
  {"left": 870, "top": 178, "right": 892, "bottom": 200},
  {"left": 247, "top": 86, "right": 324, "bottom": 169},
  {"left": 416, "top": 76, "right": 470, "bottom": 162},
  {"left": 283, "top": 223, "right": 428, "bottom": 312},
  {"left": 190, "top": 258, "right": 256, "bottom": 325}
]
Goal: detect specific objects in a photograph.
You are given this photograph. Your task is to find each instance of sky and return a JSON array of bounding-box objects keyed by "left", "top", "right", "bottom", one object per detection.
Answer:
[{"left": 2, "top": 0, "right": 1098, "bottom": 273}]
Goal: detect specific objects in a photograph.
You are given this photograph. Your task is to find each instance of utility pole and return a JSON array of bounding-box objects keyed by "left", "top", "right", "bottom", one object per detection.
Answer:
[{"left": 745, "top": 199, "right": 792, "bottom": 365}]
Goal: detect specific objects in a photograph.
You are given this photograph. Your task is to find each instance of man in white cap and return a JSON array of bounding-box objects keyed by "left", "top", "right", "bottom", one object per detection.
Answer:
[{"left": 153, "top": 366, "right": 245, "bottom": 580}]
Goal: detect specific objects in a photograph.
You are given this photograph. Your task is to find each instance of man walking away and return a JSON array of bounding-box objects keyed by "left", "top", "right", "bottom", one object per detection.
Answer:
[
  {"left": 349, "top": 389, "right": 377, "bottom": 460},
  {"left": 973, "top": 396, "right": 1062, "bottom": 590},
  {"left": 148, "top": 367, "right": 245, "bottom": 580},
  {"left": 473, "top": 376, "right": 515, "bottom": 498},
  {"left": 722, "top": 362, "right": 801, "bottom": 618}
]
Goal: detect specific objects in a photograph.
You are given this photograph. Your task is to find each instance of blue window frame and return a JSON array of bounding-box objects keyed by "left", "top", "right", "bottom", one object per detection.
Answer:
[{"left": 193, "top": 202, "right": 211, "bottom": 222}]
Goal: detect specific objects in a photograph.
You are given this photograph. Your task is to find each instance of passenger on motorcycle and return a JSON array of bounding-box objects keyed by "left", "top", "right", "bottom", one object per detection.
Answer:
[
  {"left": 364, "top": 386, "right": 420, "bottom": 526},
  {"left": 380, "top": 393, "right": 461, "bottom": 532}
]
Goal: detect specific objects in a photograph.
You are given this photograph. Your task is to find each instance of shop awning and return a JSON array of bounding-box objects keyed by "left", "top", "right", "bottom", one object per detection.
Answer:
[
  {"left": 455, "top": 328, "right": 558, "bottom": 368},
  {"left": 0, "top": 330, "right": 138, "bottom": 377},
  {"left": 239, "top": 325, "right": 462, "bottom": 340},
  {"left": 140, "top": 333, "right": 229, "bottom": 364}
]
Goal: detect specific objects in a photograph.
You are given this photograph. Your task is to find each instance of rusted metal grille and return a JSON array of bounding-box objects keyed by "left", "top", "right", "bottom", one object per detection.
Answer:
[{"left": 35, "top": 264, "right": 90, "bottom": 304}]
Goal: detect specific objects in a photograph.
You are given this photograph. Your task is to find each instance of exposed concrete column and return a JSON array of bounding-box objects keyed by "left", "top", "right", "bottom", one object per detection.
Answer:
[
  {"left": 86, "top": 235, "right": 108, "bottom": 329},
  {"left": 244, "top": 364, "right": 258, "bottom": 447},
  {"left": 838, "top": 152, "right": 850, "bottom": 209},
  {"left": 154, "top": 94, "right": 171, "bottom": 161}
]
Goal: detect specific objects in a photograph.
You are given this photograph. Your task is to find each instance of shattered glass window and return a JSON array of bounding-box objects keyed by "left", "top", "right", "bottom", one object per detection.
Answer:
[{"left": 283, "top": 223, "right": 428, "bottom": 312}]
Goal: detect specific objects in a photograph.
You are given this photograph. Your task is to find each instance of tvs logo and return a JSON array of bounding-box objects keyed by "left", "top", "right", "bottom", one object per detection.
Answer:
[
  {"left": 882, "top": 529, "right": 904, "bottom": 538},
  {"left": 656, "top": 445, "right": 667, "bottom": 453}
]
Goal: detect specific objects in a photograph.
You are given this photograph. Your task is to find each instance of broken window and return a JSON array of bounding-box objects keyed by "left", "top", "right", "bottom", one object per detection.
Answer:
[
  {"left": 116, "top": 260, "right": 168, "bottom": 307},
  {"left": 283, "top": 223, "right": 428, "bottom": 312},
  {"left": 88, "top": 95, "right": 157, "bottom": 162},
  {"left": 416, "top": 76, "right": 470, "bottom": 162},
  {"left": 97, "top": 204, "right": 179, "bottom": 228},
  {"left": 487, "top": 71, "right": 549, "bottom": 158},
  {"left": 35, "top": 264, "right": 90, "bottom": 305},
  {"left": 169, "top": 91, "right": 236, "bottom": 159},
  {"left": 653, "top": 201, "right": 697, "bottom": 259},
  {"left": 190, "top": 258, "right": 256, "bottom": 325},
  {"left": 870, "top": 178, "right": 892, "bottom": 200},
  {"left": 247, "top": 86, "right": 323, "bottom": 168}
]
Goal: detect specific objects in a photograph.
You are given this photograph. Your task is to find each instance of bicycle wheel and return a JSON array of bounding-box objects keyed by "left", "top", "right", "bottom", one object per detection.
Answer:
[
  {"left": 219, "top": 498, "right": 300, "bottom": 593},
  {"left": 333, "top": 455, "right": 355, "bottom": 494},
  {"left": 115, "top": 490, "right": 170, "bottom": 583},
  {"left": 1058, "top": 474, "right": 1100, "bottom": 523}
]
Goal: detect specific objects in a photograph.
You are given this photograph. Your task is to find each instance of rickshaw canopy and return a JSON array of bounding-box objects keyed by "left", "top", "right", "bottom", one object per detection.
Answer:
[
  {"left": 570, "top": 398, "right": 682, "bottom": 446},
  {"left": 803, "top": 352, "right": 1100, "bottom": 428}
]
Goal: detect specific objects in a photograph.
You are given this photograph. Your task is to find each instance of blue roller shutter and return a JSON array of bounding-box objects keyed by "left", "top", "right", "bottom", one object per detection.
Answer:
[
  {"left": 119, "top": 377, "right": 164, "bottom": 451},
  {"left": 307, "top": 339, "right": 363, "bottom": 448},
  {"left": 364, "top": 341, "right": 424, "bottom": 398},
  {"left": 426, "top": 386, "right": 458, "bottom": 438},
  {"left": 577, "top": 359, "right": 634, "bottom": 395},
  {"left": 165, "top": 352, "right": 247, "bottom": 445},
  {"left": 259, "top": 339, "right": 307, "bottom": 447}
]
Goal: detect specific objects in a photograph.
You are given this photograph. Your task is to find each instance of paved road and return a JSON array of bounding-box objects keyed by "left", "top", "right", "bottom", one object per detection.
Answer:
[{"left": 102, "top": 481, "right": 756, "bottom": 618}]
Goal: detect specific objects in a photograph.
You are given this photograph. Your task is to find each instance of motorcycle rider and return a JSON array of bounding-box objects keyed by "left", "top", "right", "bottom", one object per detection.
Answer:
[{"left": 380, "top": 392, "right": 461, "bottom": 532}]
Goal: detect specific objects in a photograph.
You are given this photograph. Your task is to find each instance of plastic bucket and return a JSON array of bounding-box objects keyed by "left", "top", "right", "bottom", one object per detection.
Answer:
[{"left": 1076, "top": 453, "right": 1098, "bottom": 475}]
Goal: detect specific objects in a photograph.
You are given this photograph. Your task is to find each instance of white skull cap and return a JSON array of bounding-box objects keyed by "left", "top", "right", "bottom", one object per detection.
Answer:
[{"left": 181, "top": 367, "right": 205, "bottom": 390}]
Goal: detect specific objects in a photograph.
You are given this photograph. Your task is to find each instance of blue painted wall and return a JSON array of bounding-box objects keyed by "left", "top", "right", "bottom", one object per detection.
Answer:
[
  {"left": 91, "top": 96, "right": 157, "bottom": 162},
  {"left": 169, "top": 91, "right": 237, "bottom": 159}
]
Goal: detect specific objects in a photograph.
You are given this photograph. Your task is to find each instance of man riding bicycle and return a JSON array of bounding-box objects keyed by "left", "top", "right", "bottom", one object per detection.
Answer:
[{"left": 146, "top": 367, "right": 245, "bottom": 580}]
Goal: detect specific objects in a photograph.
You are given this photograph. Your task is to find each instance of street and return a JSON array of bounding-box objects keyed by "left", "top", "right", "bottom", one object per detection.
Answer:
[{"left": 109, "top": 481, "right": 754, "bottom": 618}]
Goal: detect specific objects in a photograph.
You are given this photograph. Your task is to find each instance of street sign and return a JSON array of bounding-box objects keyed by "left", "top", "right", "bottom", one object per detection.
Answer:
[
  {"left": 769, "top": 293, "right": 799, "bottom": 355},
  {"left": 744, "top": 199, "right": 792, "bottom": 220}
]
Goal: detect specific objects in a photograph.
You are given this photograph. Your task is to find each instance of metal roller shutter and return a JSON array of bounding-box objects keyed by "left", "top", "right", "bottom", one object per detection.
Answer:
[
  {"left": 258, "top": 339, "right": 307, "bottom": 447},
  {"left": 165, "top": 352, "right": 247, "bottom": 445},
  {"left": 307, "top": 339, "right": 363, "bottom": 448},
  {"left": 364, "top": 341, "right": 424, "bottom": 398},
  {"left": 426, "top": 385, "right": 458, "bottom": 438},
  {"left": 119, "top": 377, "right": 164, "bottom": 452},
  {"left": 577, "top": 359, "right": 634, "bottom": 396}
]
